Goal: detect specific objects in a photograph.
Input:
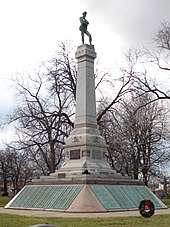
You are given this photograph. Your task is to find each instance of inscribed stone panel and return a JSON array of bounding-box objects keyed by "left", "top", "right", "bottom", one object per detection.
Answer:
[
  {"left": 82, "top": 150, "right": 90, "bottom": 157},
  {"left": 92, "top": 150, "right": 101, "bottom": 159},
  {"left": 70, "top": 150, "right": 80, "bottom": 160}
]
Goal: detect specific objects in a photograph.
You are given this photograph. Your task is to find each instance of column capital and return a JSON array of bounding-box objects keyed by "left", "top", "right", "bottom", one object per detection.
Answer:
[{"left": 75, "top": 44, "right": 97, "bottom": 61}]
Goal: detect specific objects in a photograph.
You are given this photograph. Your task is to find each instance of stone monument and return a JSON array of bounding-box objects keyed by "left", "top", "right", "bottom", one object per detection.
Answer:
[
  {"left": 5, "top": 13, "right": 167, "bottom": 212},
  {"left": 52, "top": 44, "right": 119, "bottom": 182}
]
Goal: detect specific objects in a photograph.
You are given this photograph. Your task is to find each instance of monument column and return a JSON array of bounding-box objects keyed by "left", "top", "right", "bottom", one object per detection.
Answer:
[
  {"left": 58, "top": 44, "right": 114, "bottom": 179},
  {"left": 74, "top": 44, "right": 97, "bottom": 130}
]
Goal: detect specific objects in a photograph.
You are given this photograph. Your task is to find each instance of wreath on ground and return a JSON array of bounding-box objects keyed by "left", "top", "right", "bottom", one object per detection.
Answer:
[{"left": 139, "top": 200, "right": 155, "bottom": 218}]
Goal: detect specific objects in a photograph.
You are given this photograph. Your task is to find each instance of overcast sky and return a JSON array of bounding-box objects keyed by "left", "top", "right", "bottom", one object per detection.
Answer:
[{"left": 0, "top": 0, "right": 170, "bottom": 144}]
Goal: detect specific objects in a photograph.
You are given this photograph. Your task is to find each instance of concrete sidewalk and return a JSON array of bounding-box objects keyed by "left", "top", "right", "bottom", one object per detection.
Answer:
[{"left": 0, "top": 207, "right": 170, "bottom": 218}]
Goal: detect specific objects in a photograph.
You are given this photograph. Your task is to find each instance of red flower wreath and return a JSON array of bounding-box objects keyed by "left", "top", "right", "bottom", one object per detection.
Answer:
[{"left": 139, "top": 200, "right": 155, "bottom": 218}]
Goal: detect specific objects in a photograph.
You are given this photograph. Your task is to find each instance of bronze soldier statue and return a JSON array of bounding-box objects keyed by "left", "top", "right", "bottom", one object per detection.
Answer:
[{"left": 79, "top": 11, "right": 92, "bottom": 45}]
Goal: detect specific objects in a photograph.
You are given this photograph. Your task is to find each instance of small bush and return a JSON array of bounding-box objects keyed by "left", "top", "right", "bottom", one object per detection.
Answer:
[{"left": 1, "top": 192, "right": 8, "bottom": 197}]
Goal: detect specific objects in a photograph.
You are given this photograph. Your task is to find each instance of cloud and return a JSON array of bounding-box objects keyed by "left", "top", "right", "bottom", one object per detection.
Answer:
[{"left": 84, "top": 0, "right": 170, "bottom": 47}]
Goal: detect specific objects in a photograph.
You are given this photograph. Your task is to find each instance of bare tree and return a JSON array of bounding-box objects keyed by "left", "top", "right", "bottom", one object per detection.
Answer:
[
  {"left": 0, "top": 148, "right": 12, "bottom": 195},
  {"left": 5, "top": 43, "right": 79, "bottom": 174},
  {"left": 123, "top": 21, "right": 170, "bottom": 104},
  {"left": 0, "top": 147, "right": 36, "bottom": 194},
  {"left": 9, "top": 148, "right": 33, "bottom": 194},
  {"left": 99, "top": 91, "right": 170, "bottom": 186},
  {"left": 7, "top": 70, "right": 72, "bottom": 174}
]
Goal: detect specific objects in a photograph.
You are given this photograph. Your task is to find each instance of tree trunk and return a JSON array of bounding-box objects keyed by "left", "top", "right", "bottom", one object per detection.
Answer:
[{"left": 3, "top": 176, "right": 8, "bottom": 194}]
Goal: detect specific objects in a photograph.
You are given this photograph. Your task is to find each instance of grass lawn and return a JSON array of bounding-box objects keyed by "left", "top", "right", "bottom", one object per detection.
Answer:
[
  {"left": 0, "top": 213, "right": 170, "bottom": 227},
  {"left": 0, "top": 197, "right": 169, "bottom": 227},
  {"left": 0, "top": 197, "right": 10, "bottom": 207},
  {"left": 161, "top": 198, "right": 170, "bottom": 208}
]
